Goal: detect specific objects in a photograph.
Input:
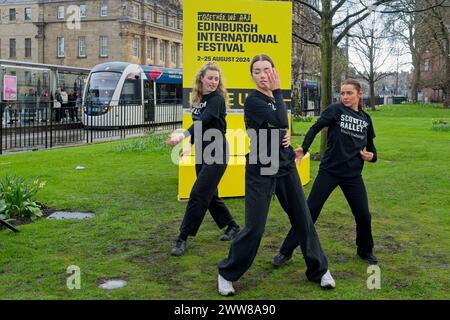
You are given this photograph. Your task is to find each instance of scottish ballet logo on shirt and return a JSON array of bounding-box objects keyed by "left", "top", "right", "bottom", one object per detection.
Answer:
[
  {"left": 192, "top": 101, "right": 208, "bottom": 117},
  {"left": 340, "top": 114, "right": 368, "bottom": 140}
]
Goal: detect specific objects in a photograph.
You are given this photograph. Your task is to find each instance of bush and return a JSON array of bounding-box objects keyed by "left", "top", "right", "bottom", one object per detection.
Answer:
[
  {"left": 431, "top": 120, "right": 450, "bottom": 132},
  {"left": 293, "top": 115, "right": 315, "bottom": 123},
  {"left": 112, "top": 133, "right": 168, "bottom": 152},
  {"left": 0, "top": 175, "right": 46, "bottom": 222}
]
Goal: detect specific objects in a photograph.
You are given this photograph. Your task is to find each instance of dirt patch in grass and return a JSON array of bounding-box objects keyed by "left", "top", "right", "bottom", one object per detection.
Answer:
[
  {"left": 127, "top": 252, "right": 167, "bottom": 266},
  {"left": 422, "top": 253, "right": 450, "bottom": 269},
  {"left": 393, "top": 280, "right": 410, "bottom": 289},
  {"left": 329, "top": 252, "right": 351, "bottom": 264},
  {"left": 262, "top": 241, "right": 282, "bottom": 252},
  {"left": 319, "top": 222, "right": 355, "bottom": 247},
  {"left": 333, "top": 270, "right": 359, "bottom": 280},
  {"left": 379, "top": 235, "right": 404, "bottom": 254},
  {"left": 233, "top": 264, "right": 273, "bottom": 292}
]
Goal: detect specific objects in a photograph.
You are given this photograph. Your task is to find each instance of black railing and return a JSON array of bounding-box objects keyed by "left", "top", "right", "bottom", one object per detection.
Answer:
[{"left": 0, "top": 100, "right": 182, "bottom": 154}]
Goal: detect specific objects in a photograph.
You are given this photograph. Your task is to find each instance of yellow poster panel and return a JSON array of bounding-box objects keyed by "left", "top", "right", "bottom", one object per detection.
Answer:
[
  {"left": 179, "top": 0, "right": 310, "bottom": 199},
  {"left": 183, "top": 0, "right": 292, "bottom": 108}
]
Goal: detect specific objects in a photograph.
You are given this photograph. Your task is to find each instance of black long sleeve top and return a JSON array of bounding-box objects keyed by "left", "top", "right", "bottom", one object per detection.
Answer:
[
  {"left": 184, "top": 90, "right": 228, "bottom": 163},
  {"left": 244, "top": 89, "right": 295, "bottom": 177},
  {"left": 302, "top": 102, "right": 377, "bottom": 178}
]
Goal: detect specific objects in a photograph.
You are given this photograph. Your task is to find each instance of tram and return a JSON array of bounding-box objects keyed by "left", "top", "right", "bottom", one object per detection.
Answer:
[{"left": 81, "top": 62, "right": 182, "bottom": 127}]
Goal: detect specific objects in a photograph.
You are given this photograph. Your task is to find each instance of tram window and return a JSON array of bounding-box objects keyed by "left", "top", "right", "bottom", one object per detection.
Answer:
[
  {"left": 86, "top": 71, "right": 121, "bottom": 105},
  {"left": 143, "top": 80, "right": 154, "bottom": 100},
  {"left": 156, "top": 83, "right": 181, "bottom": 103},
  {"left": 120, "top": 79, "right": 141, "bottom": 105}
]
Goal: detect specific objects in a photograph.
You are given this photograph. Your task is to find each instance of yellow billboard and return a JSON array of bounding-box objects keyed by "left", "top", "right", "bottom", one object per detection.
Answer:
[
  {"left": 183, "top": 0, "right": 292, "bottom": 109},
  {"left": 178, "top": 0, "right": 310, "bottom": 199}
]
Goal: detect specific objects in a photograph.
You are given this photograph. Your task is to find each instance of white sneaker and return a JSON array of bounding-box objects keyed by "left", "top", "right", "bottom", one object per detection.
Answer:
[
  {"left": 218, "top": 274, "right": 235, "bottom": 296},
  {"left": 320, "top": 270, "right": 336, "bottom": 289}
]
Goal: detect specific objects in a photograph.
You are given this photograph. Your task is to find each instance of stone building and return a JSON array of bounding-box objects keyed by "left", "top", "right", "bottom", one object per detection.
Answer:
[
  {"left": 0, "top": 0, "right": 183, "bottom": 69},
  {"left": 0, "top": 0, "right": 40, "bottom": 62}
]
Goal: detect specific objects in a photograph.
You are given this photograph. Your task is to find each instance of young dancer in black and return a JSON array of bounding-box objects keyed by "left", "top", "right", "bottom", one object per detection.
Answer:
[
  {"left": 166, "top": 62, "right": 240, "bottom": 256},
  {"left": 272, "top": 79, "right": 379, "bottom": 267},
  {"left": 217, "top": 55, "right": 335, "bottom": 296}
]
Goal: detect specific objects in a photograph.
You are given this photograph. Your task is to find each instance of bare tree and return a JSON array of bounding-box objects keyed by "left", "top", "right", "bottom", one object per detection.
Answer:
[
  {"left": 418, "top": 0, "right": 450, "bottom": 107},
  {"left": 292, "top": 0, "right": 448, "bottom": 155},
  {"left": 385, "top": 10, "right": 421, "bottom": 101},
  {"left": 349, "top": 13, "right": 394, "bottom": 110}
]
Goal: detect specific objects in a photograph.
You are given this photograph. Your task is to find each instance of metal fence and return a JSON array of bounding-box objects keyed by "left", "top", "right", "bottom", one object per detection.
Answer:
[{"left": 0, "top": 100, "right": 182, "bottom": 154}]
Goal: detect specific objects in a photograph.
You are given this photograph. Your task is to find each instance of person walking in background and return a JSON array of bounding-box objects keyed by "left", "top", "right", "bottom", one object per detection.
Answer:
[
  {"left": 68, "top": 90, "right": 78, "bottom": 121},
  {"left": 54, "top": 88, "right": 63, "bottom": 122},
  {"left": 39, "top": 90, "right": 50, "bottom": 122}
]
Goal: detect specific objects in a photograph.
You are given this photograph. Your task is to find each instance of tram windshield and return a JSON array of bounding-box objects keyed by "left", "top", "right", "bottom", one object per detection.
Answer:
[{"left": 86, "top": 72, "right": 121, "bottom": 105}]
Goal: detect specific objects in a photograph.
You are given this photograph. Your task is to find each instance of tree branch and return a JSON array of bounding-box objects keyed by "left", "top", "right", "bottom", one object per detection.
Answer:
[
  {"left": 378, "top": 0, "right": 446, "bottom": 14},
  {"left": 334, "top": 11, "right": 371, "bottom": 45},
  {"left": 293, "top": 0, "right": 323, "bottom": 17},
  {"left": 292, "top": 32, "right": 320, "bottom": 47}
]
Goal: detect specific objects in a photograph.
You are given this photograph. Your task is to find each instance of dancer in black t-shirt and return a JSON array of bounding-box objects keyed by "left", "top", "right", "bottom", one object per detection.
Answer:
[
  {"left": 217, "top": 55, "right": 335, "bottom": 296},
  {"left": 272, "top": 79, "right": 379, "bottom": 267},
  {"left": 166, "top": 62, "right": 240, "bottom": 256}
]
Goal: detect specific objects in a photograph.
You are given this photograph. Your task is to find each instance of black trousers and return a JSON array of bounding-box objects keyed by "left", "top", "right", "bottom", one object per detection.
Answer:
[
  {"left": 218, "top": 164, "right": 328, "bottom": 282},
  {"left": 279, "top": 170, "right": 374, "bottom": 256},
  {"left": 180, "top": 163, "right": 235, "bottom": 237}
]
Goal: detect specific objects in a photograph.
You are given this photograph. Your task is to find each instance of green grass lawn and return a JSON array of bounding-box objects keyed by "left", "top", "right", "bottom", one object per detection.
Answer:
[{"left": 0, "top": 104, "right": 449, "bottom": 300}]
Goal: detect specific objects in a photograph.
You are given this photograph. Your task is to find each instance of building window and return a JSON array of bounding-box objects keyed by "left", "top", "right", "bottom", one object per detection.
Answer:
[
  {"left": 170, "top": 43, "right": 176, "bottom": 64},
  {"left": 146, "top": 10, "right": 154, "bottom": 23},
  {"left": 9, "top": 8, "right": 16, "bottom": 21},
  {"left": 132, "top": 37, "right": 140, "bottom": 58},
  {"left": 25, "top": 71, "right": 32, "bottom": 86},
  {"left": 180, "top": 44, "right": 183, "bottom": 65},
  {"left": 168, "top": 15, "right": 175, "bottom": 28},
  {"left": 25, "top": 38, "right": 32, "bottom": 58},
  {"left": 147, "top": 38, "right": 155, "bottom": 59},
  {"left": 78, "top": 37, "right": 86, "bottom": 57},
  {"left": 57, "top": 37, "right": 65, "bottom": 57},
  {"left": 100, "top": 4, "right": 108, "bottom": 17},
  {"left": 160, "top": 41, "right": 166, "bottom": 63},
  {"left": 79, "top": 5, "right": 87, "bottom": 18},
  {"left": 25, "top": 8, "right": 32, "bottom": 21},
  {"left": 132, "top": 4, "right": 140, "bottom": 20},
  {"left": 58, "top": 6, "right": 65, "bottom": 19},
  {"left": 100, "top": 36, "right": 108, "bottom": 57},
  {"left": 9, "top": 39, "right": 16, "bottom": 58},
  {"left": 424, "top": 58, "right": 430, "bottom": 72},
  {"left": 157, "top": 12, "right": 164, "bottom": 25}
]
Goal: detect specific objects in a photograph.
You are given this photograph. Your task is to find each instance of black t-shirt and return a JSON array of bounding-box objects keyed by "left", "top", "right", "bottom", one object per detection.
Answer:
[
  {"left": 302, "top": 102, "right": 377, "bottom": 177},
  {"left": 186, "top": 90, "right": 228, "bottom": 164},
  {"left": 244, "top": 89, "right": 295, "bottom": 177}
]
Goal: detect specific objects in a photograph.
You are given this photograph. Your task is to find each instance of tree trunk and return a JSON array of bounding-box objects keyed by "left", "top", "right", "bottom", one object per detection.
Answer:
[
  {"left": 445, "top": 39, "right": 450, "bottom": 108},
  {"left": 411, "top": 51, "right": 421, "bottom": 103},
  {"left": 319, "top": 0, "right": 333, "bottom": 156},
  {"left": 370, "top": 80, "right": 376, "bottom": 111}
]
